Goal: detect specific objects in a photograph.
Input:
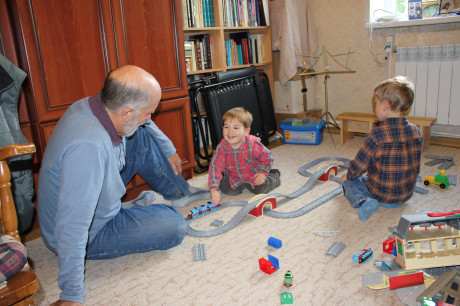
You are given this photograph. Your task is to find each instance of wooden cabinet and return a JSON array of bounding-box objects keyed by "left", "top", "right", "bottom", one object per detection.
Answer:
[
  {"left": 0, "top": 0, "right": 194, "bottom": 203},
  {"left": 181, "top": 0, "right": 273, "bottom": 89}
]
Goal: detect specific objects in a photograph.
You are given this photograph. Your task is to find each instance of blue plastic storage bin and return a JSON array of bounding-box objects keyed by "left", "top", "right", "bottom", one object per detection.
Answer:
[{"left": 280, "top": 118, "right": 326, "bottom": 145}]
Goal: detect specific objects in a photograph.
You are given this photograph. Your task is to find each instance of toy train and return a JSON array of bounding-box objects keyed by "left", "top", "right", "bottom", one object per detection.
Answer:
[
  {"left": 423, "top": 169, "right": 450, "bottom": 189},
  {"left": 188, "top": 202, "right": 222, "bottom": 219},
  {"left": 284, "top": 270, "right": 293, "bottom": 287},
  {"left": 353, "top": 248, "right": 373, "bottom": 264}
]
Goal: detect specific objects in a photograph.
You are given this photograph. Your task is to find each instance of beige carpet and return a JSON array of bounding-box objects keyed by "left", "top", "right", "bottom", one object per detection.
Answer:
[{"left": 25, "top": 133, "right": 460, "bottom": 305}]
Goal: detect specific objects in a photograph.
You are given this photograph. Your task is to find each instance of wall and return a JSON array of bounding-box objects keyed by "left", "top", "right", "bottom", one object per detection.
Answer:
[{"left": 278, "top": 0, "right": 460, "bottom": 134}]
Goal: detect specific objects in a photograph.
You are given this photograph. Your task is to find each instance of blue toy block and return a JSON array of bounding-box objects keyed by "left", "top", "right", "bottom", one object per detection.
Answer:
[
  {"left": 268, "top": 254, "right": 279, "bottom": 269},
  {"left": 391, "top": 245, "right": 397, "bottom": 256},
  {"left": 268, "top": 236, "right": 282, "bottom": 249}
]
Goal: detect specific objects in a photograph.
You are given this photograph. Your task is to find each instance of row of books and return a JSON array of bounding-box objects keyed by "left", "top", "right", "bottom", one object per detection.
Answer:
[
  {"left": 226, "top": 32, "right": 264, "bottom": 66},
  {"left": 222, "top": 0, "right": 270, "bottom": 27},
  {"left": 185, "top": 34, "right": 213, "bottom": 72},
  {"left": 181, "top": 0, "right": 215, "bottom": 28}
]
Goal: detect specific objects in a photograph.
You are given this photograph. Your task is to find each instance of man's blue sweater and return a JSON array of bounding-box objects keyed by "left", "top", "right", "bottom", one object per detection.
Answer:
[{"left": 37, "top": 96, "right": 175, "bottom": 303}]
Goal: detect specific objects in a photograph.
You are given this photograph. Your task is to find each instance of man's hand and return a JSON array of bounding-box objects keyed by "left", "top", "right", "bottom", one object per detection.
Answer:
[
  {"left": 51, "top": 301, "right": 83, "bottom": 306},
  {"left": 210, "top": 189, "right": 221, "bottom": 205},
  {"left": 253, "top": 172, "right": 267, "bottom": 186},
  {"left": 168, "top": 153, "right": 182, "bottom": 175},
  {"left": 341, "top": 172, "right": 347, "bottom": 183}
]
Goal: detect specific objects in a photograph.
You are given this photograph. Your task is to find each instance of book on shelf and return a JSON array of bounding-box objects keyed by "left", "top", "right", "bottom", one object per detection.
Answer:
[
  {"left": 181, "top": 0, "right": 215, "bottom": 28},
  {"left": 208, "top": 0, "right": 215, "bottom": 27},
  {"left": 189, "top": 34, "right": 213, "bottom": 71},
  {"left": 184, "top": 40, "right": 193, "bottom": 72},
  {"left": 257, "top": 0, "right": 269, "bottom": 26},
  {"left": 226, "top": 39, "right": 232, "bottom": 66},
  {"left": 229, "top": 31, "right": 251, "bottom": 65},
  {"left": 249, "top": 33, "right": 264, "bottom": 63},
  {"left": 222, "top": 0, "right": 267, "bottom": 27}
]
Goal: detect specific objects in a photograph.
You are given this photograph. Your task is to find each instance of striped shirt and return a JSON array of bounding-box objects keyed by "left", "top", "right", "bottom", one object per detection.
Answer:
[
  {"left": 209, "top": 135, "right": 273, "bottom": 190},
  {"left": 347, "top": 117, "right": 423, "bottom": 204}
]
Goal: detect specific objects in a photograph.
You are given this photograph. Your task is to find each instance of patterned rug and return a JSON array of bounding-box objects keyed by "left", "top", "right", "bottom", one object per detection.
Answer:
[{"left": 25, "top": 133, "right": 460, "bottom": 305}]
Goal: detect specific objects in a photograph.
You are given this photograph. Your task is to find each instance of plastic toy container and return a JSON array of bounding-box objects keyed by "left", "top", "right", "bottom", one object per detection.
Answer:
[{"left": 280, "top": 118, "right": 326, "bottom": 145}]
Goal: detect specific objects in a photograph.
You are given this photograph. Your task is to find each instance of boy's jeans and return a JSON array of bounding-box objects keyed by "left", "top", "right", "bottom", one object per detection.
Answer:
[
  {"left": 86, "top": 126, "right": 187, "bottom": 260},
  {"left": 342, "top": 176, "right": 374, "bottom": 208},
  {"left": 342, "top": 176, "right": 399, "bottom": 208},
  {"left": 219, "top": 169, "right": 281, "bottom": 195}
]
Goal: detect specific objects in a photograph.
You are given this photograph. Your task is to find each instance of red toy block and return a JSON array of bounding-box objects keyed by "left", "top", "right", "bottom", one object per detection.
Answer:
[
  {"left": 389, "top": 272, "right": 424, "bottom": 290},
  {"left": 259, "top": 258, "right": 277, "bottom": 274},
  {"left": 383, "top": 238, "right": 395, "bottom": 254}
]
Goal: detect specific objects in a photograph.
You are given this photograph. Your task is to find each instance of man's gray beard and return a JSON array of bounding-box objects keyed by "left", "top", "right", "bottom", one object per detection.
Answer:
[{"left": 123, "top": 121, "right": 142, "bottom": 137}]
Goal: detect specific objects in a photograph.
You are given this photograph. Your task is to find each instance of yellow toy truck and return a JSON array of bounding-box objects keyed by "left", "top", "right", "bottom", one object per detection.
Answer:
[{"left": 423, "top": 170, "right": 450, "bottom": 189}]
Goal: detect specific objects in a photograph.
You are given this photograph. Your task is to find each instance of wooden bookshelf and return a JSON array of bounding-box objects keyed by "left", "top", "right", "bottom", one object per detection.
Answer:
[{"left": 181, "top": 0, "right": 273, "bottom": 90}]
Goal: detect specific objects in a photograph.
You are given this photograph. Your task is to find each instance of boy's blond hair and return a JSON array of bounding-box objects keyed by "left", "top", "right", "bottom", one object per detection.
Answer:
[
  {"left": 222, "top": 107, "right": 253, "bottom": 128},
  {"left": 373, "top": 76, "right": 415, "bottom": 114}
]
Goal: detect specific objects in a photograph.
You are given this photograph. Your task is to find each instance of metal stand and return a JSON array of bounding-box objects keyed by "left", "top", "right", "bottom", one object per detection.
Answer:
[{"left": 322, "top": 74, "right": 340, "bottom": 129}]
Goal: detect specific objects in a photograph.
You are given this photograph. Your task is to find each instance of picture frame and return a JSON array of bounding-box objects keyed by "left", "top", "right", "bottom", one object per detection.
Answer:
[
  {"left": 408, "top": 0, "right": 423, "bottom": 19},
  {"left": 439, "top": 0, "right": 460, "bottom": 14},
  {"left": 439, "top": 0, "right": 452, "bottom": 14}
]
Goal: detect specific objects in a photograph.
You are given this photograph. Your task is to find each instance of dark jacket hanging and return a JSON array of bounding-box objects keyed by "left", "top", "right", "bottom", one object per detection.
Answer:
[{"left": 0, "top": 54, "right": 34, "bottom": 234}]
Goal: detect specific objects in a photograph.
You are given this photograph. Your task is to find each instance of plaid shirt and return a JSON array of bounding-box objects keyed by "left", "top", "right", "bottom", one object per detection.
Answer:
[
  {"left": 347, "top": 117, "right": 422, "bottom": 204},
  {"left": 209, "top": 135, "right": 273, "bottom": 190}
]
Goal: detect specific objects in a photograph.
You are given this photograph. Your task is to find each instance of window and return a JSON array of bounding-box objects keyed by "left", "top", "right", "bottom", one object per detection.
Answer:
[{"left": 370, "top": 0, "right": 441, "bottom": 22}]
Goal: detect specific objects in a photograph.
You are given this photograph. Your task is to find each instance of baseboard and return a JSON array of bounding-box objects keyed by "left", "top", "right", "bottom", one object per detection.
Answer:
[{"left": 431, "top": 136, "right": 460, "bottom": 148}]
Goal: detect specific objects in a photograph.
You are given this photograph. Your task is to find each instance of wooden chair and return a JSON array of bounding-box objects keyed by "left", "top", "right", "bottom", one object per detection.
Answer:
[{"left": 0, "top": 143, "right": 39, "bottom": 305}]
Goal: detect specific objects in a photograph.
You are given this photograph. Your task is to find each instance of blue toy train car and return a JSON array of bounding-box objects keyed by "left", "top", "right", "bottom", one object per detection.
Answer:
[
  {"left": 188, "top": 202, "right": 222, "bottom": 219},
  {"left": 353, "top": 248, "right": 373, "bottom": 264}
]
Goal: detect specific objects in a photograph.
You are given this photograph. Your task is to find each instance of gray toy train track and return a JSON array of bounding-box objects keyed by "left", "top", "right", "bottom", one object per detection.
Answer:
[{"left": 186, "top": 157, "right": 428, "bottom": 237}]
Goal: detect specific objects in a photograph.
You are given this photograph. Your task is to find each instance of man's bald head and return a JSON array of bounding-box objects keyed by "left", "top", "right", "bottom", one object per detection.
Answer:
[{"left": 100, "top": 65, "right": 161, "bottom": 114}]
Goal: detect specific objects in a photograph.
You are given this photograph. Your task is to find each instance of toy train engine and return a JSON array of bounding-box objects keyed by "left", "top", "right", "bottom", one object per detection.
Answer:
[
  {"left": 188, "top": 202, "right": 222, "bottom": 219},
  {"left": 353, "top": 248, "right": 373, "bottom": 264},
  {"left": 423, "top": 170, "right": 450, "bottom": 189},
  {"left": 284, "top": 270, "right": 293, "bottom": 287}
]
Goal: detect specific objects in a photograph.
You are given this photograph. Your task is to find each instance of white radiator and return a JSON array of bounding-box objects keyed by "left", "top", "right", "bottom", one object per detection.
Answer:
[{"left": 395, "top": 45, "right": 460, "bottom": 126}]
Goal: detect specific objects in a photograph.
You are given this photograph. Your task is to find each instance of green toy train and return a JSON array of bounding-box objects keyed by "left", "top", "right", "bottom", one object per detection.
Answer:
[{"left": 423, "top": 169, "right": 450, "bottom": 189}]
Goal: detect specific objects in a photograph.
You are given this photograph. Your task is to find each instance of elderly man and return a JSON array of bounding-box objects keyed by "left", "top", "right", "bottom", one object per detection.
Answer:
[{"left": 37, "top": 65, "right": 208, "bottom": 305}]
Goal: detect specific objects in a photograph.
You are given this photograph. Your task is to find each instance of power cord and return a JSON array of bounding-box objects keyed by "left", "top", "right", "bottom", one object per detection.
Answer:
[{"left": 368, "top": 9, "right": 403, "bottom": 67}]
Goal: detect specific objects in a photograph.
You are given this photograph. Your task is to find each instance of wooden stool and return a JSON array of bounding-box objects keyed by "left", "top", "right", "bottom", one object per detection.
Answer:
[{"left": 336, "top": 112, "right": 436, "bottom": 148}]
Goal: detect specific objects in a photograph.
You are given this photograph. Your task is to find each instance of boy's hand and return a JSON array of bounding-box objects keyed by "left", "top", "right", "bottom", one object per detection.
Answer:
[
  {"left": 341, "top": 172, "right": 347, "bottom": 183},
  {"left": 254, "top": 172, "right": 267, "bottom": 186},
  {"left": 210, "top": 189, "right": 221, "bottom": 205}
]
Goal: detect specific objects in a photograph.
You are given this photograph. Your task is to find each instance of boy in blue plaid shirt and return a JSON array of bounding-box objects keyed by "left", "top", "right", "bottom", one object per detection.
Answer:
[{"left": 341, "top": 76, "right": 423, "bottom": 221}]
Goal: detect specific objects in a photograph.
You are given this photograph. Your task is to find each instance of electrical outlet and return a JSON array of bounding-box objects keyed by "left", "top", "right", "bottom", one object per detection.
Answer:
[{"left": 385, "top": 35, "right": 395, "bottom": 53}]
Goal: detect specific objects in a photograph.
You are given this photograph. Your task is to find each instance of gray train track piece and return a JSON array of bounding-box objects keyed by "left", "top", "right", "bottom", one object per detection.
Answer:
[
  {"left": 425, "top": 159, "right": 444, "bottom": 166},
  {"left": 439, "top": 160, "right": 455, "bottom": 170},
  {"left": 425, "top": 155, "right": 453, "bottom": 161},
  {"left": 185, "top": 157, "right": 429, "bottom": 237},
  {"left": 325, "top": 242, "right": 346, "bottom": 257},
  {"left": 210, "top": 219, "right": 224, "bottom": 227},
  {"left": 193, "top": 244, "right": 207, "bottom": 261},
  {"left": 447, "top": 175, "right": 457, "bottom": 186},
  {"left": 314, "top": 231, "right": 341, "bottom": 237},
  {"left": 424, "top": 155, "right": 455, "bottom": 169}
]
